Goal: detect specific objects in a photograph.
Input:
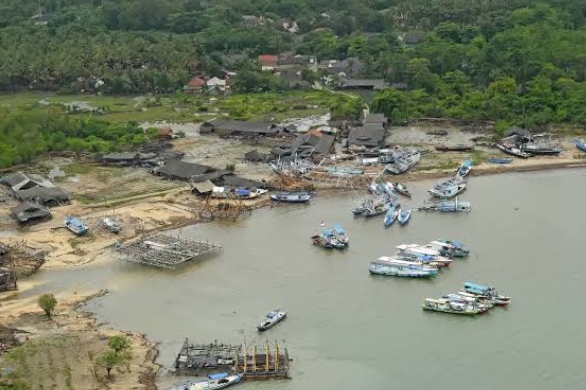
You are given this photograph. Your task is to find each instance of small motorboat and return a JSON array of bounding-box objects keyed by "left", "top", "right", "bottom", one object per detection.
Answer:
[
  {"left": 575, "top": 139, "right": 586, "bottom": 153},
  {"left": 270, "top": 191, "right": 313, "bottom": 203},
  {"left": 456, "top": 160, "right": 472, "bottom": 177},
  {"left": 496, "top": 143, "right": 533, "bottom": 158},
  {"left": 65, "top": 216, "right": 89, "bottom": 236},
  {"left": 383, "top": 204, "right": 398, "bottom": 227},
  {"left": 102, "top": 217, "right": 121, "bottom": 234},
  {"left": 257, "top": 310, "right": 287, "bottom": 331},
  {"left": 398, "top": 209, "right": 412, "bottom": 225},
  {"left": 428, "top": 183, "right": 467, "bottom": 198},
  {"left": 332, "top": 224, "right": 349, "bottom": 245},
  {"left": 462, "top": 282, "right": 511, "bottom": 306},
  {"left": 369, "top": 258, "right": 438, "bottom": 278},
  {"left": 486, "top": 157, "right": 513, "bottom": 164},
  {"left": 393, "top": 182, "right": 411, "bottom": 197},
  {"left": 169, "top": 372, "right": 243, "bottom": 390},
  {"left": 418, "top": 198, "right": 471, "bottom": 212},
  {"left": 352, "top": 206, "right": 367, "bottom": 215},
  {"left": 434, "top": 239, "right": 470, "bottom": 257},
  {"left": 311, "top": 228, "right": 346, "bottom": 249}
]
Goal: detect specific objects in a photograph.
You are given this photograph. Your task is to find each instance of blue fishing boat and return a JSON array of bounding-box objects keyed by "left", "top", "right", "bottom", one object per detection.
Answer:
[
  {"left": 486, "top": 157, "right": 513, "bottom": 164},
  {"left": 575, "top": 139, "right": 586, "bottom": 153},
  {"left": 270, "top": 191, "right": 313, "bottom": 203},
  {"left": 311, "top": 228, "right": 346, "bottom": 249},
  {"left": 398, "top": 208, "right": 412, "bottom": 225},
  {"left": 462, "top": 282, "right": 511, "bottom": 306},
  {"left": 383, "top": 204, "right": 398, "bottom": 227},
  {"left": 456, "top": 160, "right": 472, "bottom": 177},
  {"left": 332, "top": 224, "right": 349, "bottom": 245},
  {"left": 434, "top": 239, "right": 470, "bottom": 257},
  {"left": 65, "top": 216, "right": 89, "bottom": 236}
]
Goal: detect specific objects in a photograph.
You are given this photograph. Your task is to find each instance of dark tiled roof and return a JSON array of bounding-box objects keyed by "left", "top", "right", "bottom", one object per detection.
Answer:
[
  {"left": 15, "top": 187, "right": 70, "bottom": 205},
  {"left": 1, "top": 172, "right": 28, "bottom": 188},
  {"left": 348, "top": 126, "right": 386, "bottom": 147},
  {"left": 155, "top": 161, "right": 214, "bottom": 180}
]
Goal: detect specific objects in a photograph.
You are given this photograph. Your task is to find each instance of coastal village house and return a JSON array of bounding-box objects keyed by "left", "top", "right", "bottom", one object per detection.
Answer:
[
  {"left": 153, "top": 161, "right": 216, "bottom": 181},
  {"left": 259, "top": 55, "right": 279, "bottom": 71},
  {"left": 200, "top": 119, "right": 281, "bottom": 137},
  {"left": 11, "top": 202, "right": 51, "bottom": 224},
  {"left": 184, "top": 77, "right": 206, "bottom": 94},
  {"left": 347, "top": 112, "right": 388, "bottom": 151},
  {"left": 338, "top": 79, "right": 387, "bottom": 90}
]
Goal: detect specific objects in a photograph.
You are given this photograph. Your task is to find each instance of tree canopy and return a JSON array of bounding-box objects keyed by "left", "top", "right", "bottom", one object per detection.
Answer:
[{"left": 1, "top": 1, "right": 586, "bottom": 125}]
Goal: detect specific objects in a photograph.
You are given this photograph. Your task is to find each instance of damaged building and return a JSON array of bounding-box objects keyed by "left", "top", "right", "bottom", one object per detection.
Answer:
[
  {"left": 1, "top": 172, "right": 54, "bottom": 192},
  {"left": 271, "top": 131, "right": 335, "bottom": 160},
  {"left": 11, "top": 202, "right": 52, "bottom": 224},
  {"left": 200, "top": 119, "right": 281, "bottom": 137},
  {"left": 15, "top": 187, "right": 70, "bottom": 207}
]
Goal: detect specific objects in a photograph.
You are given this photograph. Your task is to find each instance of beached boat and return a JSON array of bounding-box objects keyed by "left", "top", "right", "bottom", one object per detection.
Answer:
[
  {"left": 574, "top": 139, "right": 586, "bottom": 153},
  {"left": 169, "top": 373, "right": 243, "bottom": 390},
  {"left": 393, "top": 182, "right": 411, "bottom": 197},
  {"left": 486, "top": 157, "right": 513, "bottom": 164},
  {"left": 257, "top": 310, "right": 287, "bottom": 331},
  {"left": 65, "top": 216, "right": 89, "bottom": 236},
  {"left": 456, "top": 160, "right": 472, "bottom": 177},
  {"left": 102, "top": 217, "right": 121, "bottom": 234},
  {"left": 385, "top": 152, "right": 421, "bottom": 175},
  {"left": 520, "top": 144, "right": 562, "bottom": 156},
  {"left": 369, "top": 259, "right": 438, "bottom": 278},
  {"left": 435, "top": 144, "right": 474, "bottom": 152},
  {"left": 398, "top": 209, "right": 411, "bottom": 225},
  {"left": 332, "top": 224, "right": 349, "bottom": 245},
  {"left": 352, "top": 205, "right": 368, "bottom": 215},
  {"left": 462, "top": 282, "right": 511, "bottom": 306},
  {"left": 426, "top": 129, "right": 449, "bottom": 136},
  {"left": 434, "top": 239, "right": 470, "bottom": 257},
  {"left": 270, "top": 191, "right": 313, "bottom": 203},
  {"left": 496, "top": 143, "right": 533, "bottom": 158},
  {"left": 422, "top": 298, "right": 482, "bottom": 315},
  {"left": 383, "top": 204, "right": 398, "bottom": 227}
]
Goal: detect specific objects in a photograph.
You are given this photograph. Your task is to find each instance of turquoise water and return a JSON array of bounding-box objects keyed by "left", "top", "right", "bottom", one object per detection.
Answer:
[{"left": 27, "top": 169, "right": 586, "bottom": 389}]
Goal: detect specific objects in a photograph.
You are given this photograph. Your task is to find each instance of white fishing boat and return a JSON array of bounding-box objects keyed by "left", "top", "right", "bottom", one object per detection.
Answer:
[
  {"left": 422, "top": 298, "right": 482, "bottom": 315},
  {"left": 102, "top": 217, "right": 121, "bottom": 234},
  {"left": 257, "top": 310, "right": 287, "bottom": 331},
  {"left": 169, "top": 373, "right": 243, "bottom": 390},
  {"left": 369, "top": 258, "right": 438, "bottom": 278}
]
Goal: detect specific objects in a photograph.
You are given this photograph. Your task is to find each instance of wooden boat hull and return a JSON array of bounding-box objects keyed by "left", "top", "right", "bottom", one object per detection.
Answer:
[
  {"left": 486, "top": 158, "right": 513, "bottom": 164},
  {"left": 520, "top": 148, "right": 561, "bottom": 156},
  {"left": 435, "top": 146, "right": 474, "bottom": 152},
  {"left": 496, "top": 143, "right": 533, "bottom": 158},
  {"left": 394, "top": 183, "right": 411, "bottom": 197},
  {"left": 270, "top": 193, "right": 311, "bottom": 203}
]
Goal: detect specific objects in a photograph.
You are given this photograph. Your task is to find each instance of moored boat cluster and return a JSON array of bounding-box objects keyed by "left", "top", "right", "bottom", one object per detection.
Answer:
[
  {"left": 423, "top": 282, "right": 511, "bottom": 316},
  {"left": 369, "top": 239, "right": 470, "bottom": 278}
]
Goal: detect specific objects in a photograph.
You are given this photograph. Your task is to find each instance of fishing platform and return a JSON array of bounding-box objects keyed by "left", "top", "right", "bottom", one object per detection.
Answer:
[
  {"left": 175, "top": 339, "right": 290, "bottom": 381},
  {"left": 116, "top": 234, "right": 223, "bottom": 269}
]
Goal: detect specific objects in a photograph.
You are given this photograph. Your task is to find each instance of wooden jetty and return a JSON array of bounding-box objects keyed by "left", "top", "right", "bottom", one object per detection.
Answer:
[
  {"left": 174, "top": 339, "right": 290, "bottom": 380},
  {"left": 116, "top": 234, "right": 223, "bottom": 269}
]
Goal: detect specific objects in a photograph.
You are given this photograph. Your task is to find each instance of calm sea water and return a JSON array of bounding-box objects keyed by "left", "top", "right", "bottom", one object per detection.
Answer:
[{"left": 25, "top": 169, "right": 586, "bottom": 390}]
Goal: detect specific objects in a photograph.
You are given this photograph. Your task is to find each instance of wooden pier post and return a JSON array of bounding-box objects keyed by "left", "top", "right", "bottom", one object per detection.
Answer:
[
  {"left": 252, "top": 345, "right": 257, "bottom": 372},
  {"left": 243, "top": 343, "right": 248, "bottom": 373},
  {"left": 265, "top": 340, "right": 270, "bottom": 372},
  {"left": 275, "top": 340, "right": 279, "bottom": 370}
]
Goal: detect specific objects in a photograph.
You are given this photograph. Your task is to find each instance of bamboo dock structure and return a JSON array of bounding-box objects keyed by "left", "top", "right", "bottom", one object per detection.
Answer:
[
  {"left": 174, "top": 339, "right": 290, "bottom": 380},
  {"left": 116, "top": 234, "right": 223, "bottom": 269}
]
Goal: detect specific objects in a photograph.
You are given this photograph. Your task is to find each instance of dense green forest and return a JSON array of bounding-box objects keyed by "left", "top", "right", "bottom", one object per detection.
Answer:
[{"left": 2, "top": 0, "right": 586, "bottom": 129}]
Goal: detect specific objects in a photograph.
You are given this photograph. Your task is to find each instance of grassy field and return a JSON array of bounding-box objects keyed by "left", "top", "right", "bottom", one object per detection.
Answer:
[{"left": 0, "top": 90, "right": 352, "bottom": 124}]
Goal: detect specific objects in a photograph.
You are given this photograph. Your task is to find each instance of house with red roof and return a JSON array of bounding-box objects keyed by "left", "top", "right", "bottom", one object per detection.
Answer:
[
  {"left": 184, "top": 77, "right": 206, "bottom": 94},
  {"left": 258, "top": 55, "right": 278, "bottom": 71}
]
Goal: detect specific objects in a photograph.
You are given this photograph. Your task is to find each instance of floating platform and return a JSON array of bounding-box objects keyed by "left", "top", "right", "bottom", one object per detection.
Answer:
[
  {"left": 116, "top": 234, "right": 223, "bottom": 269},
  {"left": 175, "top": 339, "right": 290, "bottom": 380}
]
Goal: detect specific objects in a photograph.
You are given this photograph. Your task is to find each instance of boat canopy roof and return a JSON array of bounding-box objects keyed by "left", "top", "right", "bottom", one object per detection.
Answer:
[
  {"left": 333, "top": 224, "right": 345, "bottom": 233},
  {"left": 463, "top": 281, "right": 490, "bottom": 293}
]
